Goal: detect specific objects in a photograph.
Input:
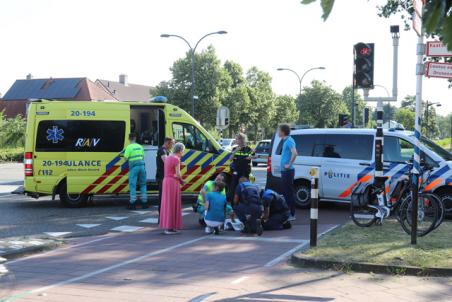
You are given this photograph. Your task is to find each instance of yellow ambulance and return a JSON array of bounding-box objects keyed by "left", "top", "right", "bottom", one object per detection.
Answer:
[{"left": 23, "top": 99, "right": 231, "bottom": 207}]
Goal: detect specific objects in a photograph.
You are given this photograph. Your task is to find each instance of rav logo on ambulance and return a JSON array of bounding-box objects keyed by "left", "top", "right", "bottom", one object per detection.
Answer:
[
  {"left": 46, "top": 126, "right": 64, "bottom": 144},
  {"left": 75, "top": 138, "right": 101, "bottom": 148}
]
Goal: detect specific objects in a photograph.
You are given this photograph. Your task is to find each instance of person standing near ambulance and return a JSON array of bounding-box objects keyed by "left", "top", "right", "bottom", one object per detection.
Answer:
[
  {"left": 229, "top": 133, "right": 253, "bottom": 201},
  {"left": 124, "top": 133, "right": 147, "bottom": 210},
  {"left": 156, "top": 137, "right": 174, "bottom": 219},
  {"left": 278, "top": 124, "right": 298, "bottom": 221}
]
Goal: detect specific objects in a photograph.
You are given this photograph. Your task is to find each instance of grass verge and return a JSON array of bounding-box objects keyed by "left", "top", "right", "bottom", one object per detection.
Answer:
[{"left": 299, "top": 220, "right": 452, "bottom": 269}]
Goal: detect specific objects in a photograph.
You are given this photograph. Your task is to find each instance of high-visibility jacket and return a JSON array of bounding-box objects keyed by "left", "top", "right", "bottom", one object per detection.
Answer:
[
  {"left": 197, "top": 180, "right": 226, "bottom": 206},
  {"left": 124, "top": 143, "right": 145, "bottom": 168}
]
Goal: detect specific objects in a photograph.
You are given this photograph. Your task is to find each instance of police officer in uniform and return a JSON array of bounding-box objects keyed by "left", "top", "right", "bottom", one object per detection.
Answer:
[
  {"left": 124, "top": 133, "right": 147, "bottom": 210},
  {"left": 229, "top": 133, "right": 253, "bottom": 200},
  {"left": 261, "top": 189, "right": 292, "bottom": 230}
]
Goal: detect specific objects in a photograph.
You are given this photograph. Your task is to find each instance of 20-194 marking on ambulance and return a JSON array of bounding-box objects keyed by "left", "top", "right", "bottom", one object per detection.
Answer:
[{"left": 425, "top": 62, "right": 452, "bottom": 79}]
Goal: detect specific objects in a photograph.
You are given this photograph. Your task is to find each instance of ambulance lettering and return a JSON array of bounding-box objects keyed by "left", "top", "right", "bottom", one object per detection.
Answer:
[{"left": 75, "top": 138, "right": 101, "bottom": 147}]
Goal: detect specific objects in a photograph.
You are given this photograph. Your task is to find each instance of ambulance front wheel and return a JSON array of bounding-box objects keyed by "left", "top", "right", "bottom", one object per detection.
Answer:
[{"left": 59, "top": 183, "right": 88, "bottom": 208}]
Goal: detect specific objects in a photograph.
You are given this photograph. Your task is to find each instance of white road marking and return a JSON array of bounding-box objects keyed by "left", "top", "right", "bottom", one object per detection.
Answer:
[
  {"left": 110, "top": 225, "right": 144, "bottom": 233},
  {"left": 318, "top": 225, "right": 340, "bottom": 237},
  {"left": 140, "top": 218, "right": 159, "bottom": 224},
  {"left": 208, "top": 236, "right": 305, "bottom": 244},
  {"left": 131, "top": 211, "right": 149, "bottom": 215},
  {"left": 105, "top": 216, "right": 128, "bottom": 221},
  {"left": 44, "top": 232, "right": 71, "bottom": 238},
  {"left": 264, "top": 241, "right": 309, "bottom": 267},
  {"left": 3, "top": 236, "right": 207, "bottom": 302},
  {"left": 9, "top": 241, "right": 25, "bottom": 245},
  {"left": 28, "top": 241, "right": 44, "bottom": 246},
  {"left": 10, "top": 245, "right": 24, "bottom": 250},
  {"left": 182, "top": 212, "right": 191, "bottom": 216},
  {"left": 76, "top": 224, "right": 100, "bottom": 229},
  {"left": 231, "top": 276, "right": 249, "bottom": 285}
]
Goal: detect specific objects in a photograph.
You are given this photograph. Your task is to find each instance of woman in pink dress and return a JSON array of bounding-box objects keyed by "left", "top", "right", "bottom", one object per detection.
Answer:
[{"left": 160, "top": 142, "right": 185, "bottom": 234}]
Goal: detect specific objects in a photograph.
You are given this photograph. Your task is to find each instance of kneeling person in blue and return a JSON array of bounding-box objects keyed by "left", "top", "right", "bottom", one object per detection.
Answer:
[
  {"left": 195, "top": 174, "right": 227, "bottom": 226},
  {"left": 233, "top": 177, "right": 263, "bottom": 236},
  {"left": 261, "top": 189, "right": 292, "bottom": 230},
  {"left": 124, "top": 133, "right": 147, "bottom": 210},
  {"left": 204, "top": 181, "right": 231, "bottom": 235}
]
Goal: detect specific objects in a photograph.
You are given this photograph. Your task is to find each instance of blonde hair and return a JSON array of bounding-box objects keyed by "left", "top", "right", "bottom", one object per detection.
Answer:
[{"left": 173, "top": 142, "right": 185, "bottom": 154}]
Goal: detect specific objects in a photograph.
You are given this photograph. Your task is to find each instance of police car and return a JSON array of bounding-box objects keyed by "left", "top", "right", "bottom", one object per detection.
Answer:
[{"left": 266, "top": 128, "right": 452, "bottom": 215}]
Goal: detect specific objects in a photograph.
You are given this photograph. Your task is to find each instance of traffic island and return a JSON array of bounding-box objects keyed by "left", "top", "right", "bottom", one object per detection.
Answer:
[
  {"left": 0, "top": 236, "right": 63, "bottom": 260},
  {"left": 292, "top": 220, "right": 452, "bottom": 276}
]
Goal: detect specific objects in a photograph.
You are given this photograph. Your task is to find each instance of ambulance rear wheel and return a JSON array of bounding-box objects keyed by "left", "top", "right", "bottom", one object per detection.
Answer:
[
  {"left": 294, "top": 181, "right": 311, "bottom": 209},
  {"left": 59, "top": 183, "right": 88, "bottom": 208}
]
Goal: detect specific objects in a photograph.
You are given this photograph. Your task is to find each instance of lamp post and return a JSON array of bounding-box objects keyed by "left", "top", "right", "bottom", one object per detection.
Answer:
[
  {"left": 160, "top": 30, "right": 227, "bottom": 118},
  {"left": 425, "top": 101, "right": 441, "bottom": 138},
  {"left": 276, "top": 66, "right": 325, "bottom": 96}
]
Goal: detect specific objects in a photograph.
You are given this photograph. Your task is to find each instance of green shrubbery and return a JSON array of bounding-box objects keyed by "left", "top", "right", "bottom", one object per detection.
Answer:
[{"left": 0, "top": 111, "right": 26, "bottom": 162}]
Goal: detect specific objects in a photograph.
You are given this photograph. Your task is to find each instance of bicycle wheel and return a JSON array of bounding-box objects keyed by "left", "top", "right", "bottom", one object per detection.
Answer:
[
  {"left": 350, "top": 202, "right": 377, "bottom": 227},
  {"left": 399, "top": 193, "right": 441, "bottom": 237}
]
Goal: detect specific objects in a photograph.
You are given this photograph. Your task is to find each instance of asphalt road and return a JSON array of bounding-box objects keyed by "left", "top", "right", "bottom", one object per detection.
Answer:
[{"left": 0, "top": 164, "right": 349, "bottom": 240}]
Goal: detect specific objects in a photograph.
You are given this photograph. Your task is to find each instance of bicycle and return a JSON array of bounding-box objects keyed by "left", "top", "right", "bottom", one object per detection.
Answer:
[{"left": 350, "top": 162, "right": 444, "bottom": 237}]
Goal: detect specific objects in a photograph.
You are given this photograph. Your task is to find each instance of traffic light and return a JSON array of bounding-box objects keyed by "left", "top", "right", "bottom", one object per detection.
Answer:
[
  {"left": 339, "top": 114, "right": 348, "bottom": 127},
  {"left": 354, "top": 43, "right": 375, "bottom": 89}
]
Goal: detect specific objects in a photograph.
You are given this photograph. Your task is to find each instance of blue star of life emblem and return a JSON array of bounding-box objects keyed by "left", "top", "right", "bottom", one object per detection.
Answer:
[{"left": 46, "top": 126, "right": 64, "bottom": 144}]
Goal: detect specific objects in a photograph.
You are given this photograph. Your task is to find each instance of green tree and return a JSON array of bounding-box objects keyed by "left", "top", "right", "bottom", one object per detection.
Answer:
[
  {"left": 342, "top": 86, "right": 365, "bottom": 127},
  {"left": 436, "top": 113, "right": 452, "bottom": 139},
  {"left": 222, "top": 85, "right": 251, "bottom": 137},
  {"left": 302, "top": 0, "right": 452, "bottom": 50},
  {"left": 395, "top": 107, "right": 415, "bottom": 130},
  {"left": 245, "top": 67, "right": 275, "bottom": 140},
  {"left": 152, "top": 46, "right": 231, "bottom": 127},
  {"left": 0, "top": 111, "right": 26, "bottom": 147},
  {"left": 298, "top": 80, "right": 348, "bottom": 128},
  {"left": 271, "top": 95, "right": 299, "bottom": 128},
  {"left": 223, "top": 60, "right": 244, "bottom": 88}
]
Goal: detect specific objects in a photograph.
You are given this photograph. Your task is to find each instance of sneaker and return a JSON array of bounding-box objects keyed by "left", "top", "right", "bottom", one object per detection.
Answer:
[
  {"left": 283, "top": 221, "right": 292, "bottom": 229},
  {"left": 213, "top": 227, "right": 220, "bottom": 235},
  {"left": 255, "top": 219, "right": 263, "bottom": 236},
  {"left": 287, "top": 215, "right": 296, "bottom": 222},
  {"left": 164, "top": 230, "right": 177, "bottom": 235},
  {"left": 127, "top": 203, "right": 137, "bottom": 210},
  {"left": 205, "top": 227, "right": 212, "bottom": 234}
]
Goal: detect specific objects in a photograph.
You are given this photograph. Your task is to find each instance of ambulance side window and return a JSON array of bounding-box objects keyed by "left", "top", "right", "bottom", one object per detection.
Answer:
[{"left": 172, "top": 123, "right": 212, "bottom": 152}]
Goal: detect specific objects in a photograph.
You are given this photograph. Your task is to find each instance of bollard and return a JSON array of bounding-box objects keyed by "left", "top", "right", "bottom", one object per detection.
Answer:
[{"left": 309, "top": 167, "right": 319, "bottom": 247}]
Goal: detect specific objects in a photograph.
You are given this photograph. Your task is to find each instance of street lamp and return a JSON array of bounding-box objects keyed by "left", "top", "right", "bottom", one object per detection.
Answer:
[
  {"left": 276, "top": 66, "right": 325, "bottom": 96},
  {"left": 160, "top": 30, "right": 227, "bottom": 118},
  {"left": 425, "top": 101, "right": 441, "bottom": 138}
]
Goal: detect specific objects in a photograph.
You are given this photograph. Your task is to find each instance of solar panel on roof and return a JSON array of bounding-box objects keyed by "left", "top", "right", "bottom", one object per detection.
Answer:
[{"left": 3, "top": 78, "right": 82, "bottom": 100}]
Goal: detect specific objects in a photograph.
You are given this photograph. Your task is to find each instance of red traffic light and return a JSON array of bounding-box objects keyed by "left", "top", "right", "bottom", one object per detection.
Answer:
[{"left": 355, "top": 43, "right": 373, "bottom": 58}]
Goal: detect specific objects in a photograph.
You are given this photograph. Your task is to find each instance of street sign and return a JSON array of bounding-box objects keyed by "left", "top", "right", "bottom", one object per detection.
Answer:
[
  {"left": 426, "top": 41, "right": 452, "bottom": 57},
  {"left": 216, "top": 106, "right": 230, "bottom": 130},
  {"left": 425, "top": 62, "right": 452, "bottom": 79}
]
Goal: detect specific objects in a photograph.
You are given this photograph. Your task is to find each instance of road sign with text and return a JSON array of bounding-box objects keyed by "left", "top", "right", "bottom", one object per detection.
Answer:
[
  {"left": 426, "top": 41, "right": 452, "bottom": 57},
  {"left": 425, "top": 62, "right": 452, "bottom": 79}
]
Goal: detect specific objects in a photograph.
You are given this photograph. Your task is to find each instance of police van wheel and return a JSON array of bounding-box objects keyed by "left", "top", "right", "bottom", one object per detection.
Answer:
[
  {"left": 440, "top": 194, "right": 452, "bottom": 218},
  {"left": 294, "top": 182, "right": 311, "bottom": 209},
  {"left": 59, "top": 184, "right": 88, "bottom": 208}
]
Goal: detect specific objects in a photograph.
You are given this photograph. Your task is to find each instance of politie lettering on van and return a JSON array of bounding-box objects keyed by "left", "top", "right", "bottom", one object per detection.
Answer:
[
  {"left": 23, "top": 99, "right": 231, "bottom": 207},
  {"left": 266, "top": 128, "right": 452, "bottom": 215}
]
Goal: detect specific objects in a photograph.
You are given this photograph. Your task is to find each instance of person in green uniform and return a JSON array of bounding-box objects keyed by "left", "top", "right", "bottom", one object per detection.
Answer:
[{"left": 124, "top": 133, "right": 147, "bottom": 210}]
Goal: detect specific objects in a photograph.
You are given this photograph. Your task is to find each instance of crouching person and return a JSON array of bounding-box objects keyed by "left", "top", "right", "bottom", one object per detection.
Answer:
[
  {"left": 204, "top": 181, "right": 229, "bottom": 235},
  {"left": 195, "top": 174, "right": 227, "bottom": 226},
  {"left": 261, "top": 189, "right": 292, "bottom": 230},
  {"left": 233, "top": 177, "right": 263, "bottom": 236}
]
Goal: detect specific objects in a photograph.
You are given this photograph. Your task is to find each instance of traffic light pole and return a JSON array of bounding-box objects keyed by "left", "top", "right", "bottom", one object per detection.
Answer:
[{"left": 363, "top": 26, "right": 399, "bottom": 192}]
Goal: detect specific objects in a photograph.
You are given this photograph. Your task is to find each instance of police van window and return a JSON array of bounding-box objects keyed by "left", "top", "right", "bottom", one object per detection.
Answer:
[
  {"left": 313, "top": 134, "right": 373, "bottom": 160},
  {"left": 384, "top": 136, "right": 414, "bottom": 162},
  {"left": 293, "top": 135, "right": 317, "bottom": 156},
  {"left": 36, "top": 120, "right": 125, "bottom": 152},
  {"left": 172, "top": 123, "right": 211, "bottom": 152}
]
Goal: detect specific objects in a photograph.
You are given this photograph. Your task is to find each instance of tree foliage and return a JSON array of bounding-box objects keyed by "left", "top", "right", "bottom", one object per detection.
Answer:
[
  {"left": 0, "top": 111, "right": 26, "bottom": 147},
  {"left": 298, "top": 80, "right": 348, "bottom": 127},
  {"left": 302, "top": 0, "right": 452, "bottom": 50}
]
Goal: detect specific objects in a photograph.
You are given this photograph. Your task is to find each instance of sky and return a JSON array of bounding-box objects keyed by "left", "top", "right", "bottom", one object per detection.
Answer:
[{"left": 0, "top": 0, "right": 450, "bottom": 115}]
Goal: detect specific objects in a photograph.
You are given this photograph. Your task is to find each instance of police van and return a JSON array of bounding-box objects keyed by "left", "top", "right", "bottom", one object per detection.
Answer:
[
  {"left": 266, "top": 128, "right": 452, "bottom": 214},
  {"left": 23, "top": 99, "right": 231, "bottom": 207}
]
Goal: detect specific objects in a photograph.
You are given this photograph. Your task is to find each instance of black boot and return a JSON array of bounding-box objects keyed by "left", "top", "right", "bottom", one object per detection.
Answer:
[{"left": 127, "top": 203, "right": 137, "bottom": 210}]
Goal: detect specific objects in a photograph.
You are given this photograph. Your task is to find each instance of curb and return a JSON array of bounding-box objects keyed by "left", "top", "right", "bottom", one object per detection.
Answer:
[
  {"left": 290, "top": 255, "right": 452, "bottom": 277},
  {"left": 1, "top": 241, "right": 63, "bottom": 260}
]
